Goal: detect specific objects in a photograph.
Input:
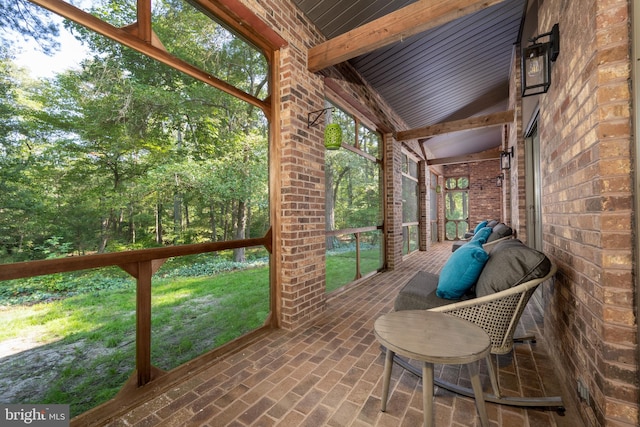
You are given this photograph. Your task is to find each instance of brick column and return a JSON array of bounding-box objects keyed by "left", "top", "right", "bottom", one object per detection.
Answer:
[{"left": 385, "top": 134, "right": 403, "bottom": 269}]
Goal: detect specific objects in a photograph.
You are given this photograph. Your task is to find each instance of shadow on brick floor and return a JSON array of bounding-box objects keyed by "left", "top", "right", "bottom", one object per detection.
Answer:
[{"left": 105, "top": 242, "right": 583, "bottom": 427}]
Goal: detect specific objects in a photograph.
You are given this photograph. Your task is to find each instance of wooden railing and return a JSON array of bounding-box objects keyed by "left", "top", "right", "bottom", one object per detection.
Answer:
[
  {"left": 326, "top": 225, "right": 383, "bottom": 281},
  {"left": 0, "top": 229, "right": 272, "bottom": 387}
]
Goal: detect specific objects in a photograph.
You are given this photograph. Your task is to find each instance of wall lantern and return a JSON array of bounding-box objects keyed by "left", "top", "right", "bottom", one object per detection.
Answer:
[
  {"left": 496, "top": 173, "right": 504, "bottom": 187},
  {"left": 501, "top": 147, "right": 514, "bottom": 170},
  {"left": 308, "top": 107, "right": 342, "bottom": 150},
  {"left": 522, "top": 23, "right": 559, "bottom": 97}
]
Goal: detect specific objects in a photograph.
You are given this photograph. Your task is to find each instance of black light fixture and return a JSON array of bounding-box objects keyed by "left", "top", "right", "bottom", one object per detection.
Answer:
[
  {"left": 522, "top": 23, "right": 559, "bottom": 97},
  {"left": 501, "top": 147, "right": 514, "bottom": 170},
  {"left": 308, "top": 107, "right": 342, "bottom": 150}
]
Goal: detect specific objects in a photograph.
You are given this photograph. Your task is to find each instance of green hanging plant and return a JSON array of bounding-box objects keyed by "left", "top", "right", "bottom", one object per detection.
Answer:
[{"left": 324, "top": 122, "right": 342, "bottom": 150}]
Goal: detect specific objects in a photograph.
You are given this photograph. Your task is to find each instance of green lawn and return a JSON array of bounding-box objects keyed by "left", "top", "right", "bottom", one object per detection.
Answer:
[
  {"left": 0, "top": 249, "right": 378, "bottom": 416},
  {"left": 325, "top": 247, "right": 382, "bottom": 293},
  {"left": 0, "top": 262, "right": 270, "bottom": 416}
]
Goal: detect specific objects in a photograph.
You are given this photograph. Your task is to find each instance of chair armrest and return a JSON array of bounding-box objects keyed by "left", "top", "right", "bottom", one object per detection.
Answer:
[{"left": 428, "top": 263, "right": 557, "bottom": 354}]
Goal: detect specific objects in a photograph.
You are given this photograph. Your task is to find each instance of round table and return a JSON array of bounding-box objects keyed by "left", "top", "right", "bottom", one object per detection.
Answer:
[{"left": 374, "top": 310, "right": 491, "bottom": 427}]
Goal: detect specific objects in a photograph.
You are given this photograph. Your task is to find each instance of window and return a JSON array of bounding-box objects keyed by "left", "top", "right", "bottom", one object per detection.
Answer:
[
  {"left": 445, "top": 176, "right": 469, "bottom": 240},
  {"left": 402, "top": 152, "right": 419, "bottom": 254},
  {"left": 325, "top": 102, "right": 383, "bottom": 292}
]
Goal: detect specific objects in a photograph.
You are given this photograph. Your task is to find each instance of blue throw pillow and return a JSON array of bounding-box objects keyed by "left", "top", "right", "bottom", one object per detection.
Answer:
[
  {"left": 471, "top": 226, "right": 493, "bottom": 244},
  {"left": 436, "top": 240, "right": 489, "bottom": 299},
  {"left": 474, "top": 220, "right": 488, "bottom": 234}
]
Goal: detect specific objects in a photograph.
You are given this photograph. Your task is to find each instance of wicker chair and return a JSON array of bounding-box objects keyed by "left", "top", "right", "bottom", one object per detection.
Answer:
[{"left": 392, "top": 262, "right": 566, "bottom": 412}]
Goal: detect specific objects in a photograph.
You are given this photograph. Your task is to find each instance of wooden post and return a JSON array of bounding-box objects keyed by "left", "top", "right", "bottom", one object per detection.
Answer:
[{"left": 136, "top": 261, "right": 153, "bottom": 385}]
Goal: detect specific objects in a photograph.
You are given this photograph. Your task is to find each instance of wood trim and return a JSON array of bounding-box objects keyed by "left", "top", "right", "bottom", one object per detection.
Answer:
[
  {"left": 30, "top": 0, "right": 269, "bottom": 113},
  {"left": 203, "top": 0, "right": 288, "bottom": 52},
  {"left": 396, "top": 110, "right": 515, "bottom": 141},
  {"left": 136, "top": 0, "right": 152, "bottom": 44},
  {"left": 427, "top": 149, "right": 501, "bottom": 166},
  {"left": 0, "top": 236, "right": 270, "bottom": 281},
  {"left": 324, "top": 77, "right": 392, "bottom": 133},
  {"left": 308, "top": 0, "right": 507, "bottom": 72},
  {"left": 270, "top": 49, "right": 282, "bottom": 329}
]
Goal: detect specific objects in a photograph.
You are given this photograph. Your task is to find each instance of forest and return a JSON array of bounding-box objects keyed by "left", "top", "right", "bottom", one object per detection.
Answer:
[{"left": 1, "top": 0, "right": 270, "bottom": 265}]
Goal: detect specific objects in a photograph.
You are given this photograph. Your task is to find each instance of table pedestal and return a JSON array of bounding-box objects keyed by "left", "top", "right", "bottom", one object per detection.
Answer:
[{"left": 375, "top": 310, "right": 491, "bottom": 427}]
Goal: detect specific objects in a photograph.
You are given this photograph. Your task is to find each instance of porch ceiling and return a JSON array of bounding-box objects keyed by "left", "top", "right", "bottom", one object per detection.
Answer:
[{"left": 294, "top": 0, "right": 526, "bottom": 161}]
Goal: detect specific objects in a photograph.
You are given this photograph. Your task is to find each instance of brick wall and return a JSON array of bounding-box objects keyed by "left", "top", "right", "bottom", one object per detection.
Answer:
[
  {"left": 514, "top": 0, "right": 638, "bottom": 425},
  {"left": 242, "top": 0, "right": 411, "bottom": 329},
  {"left": 443, "top": 160, "right": 502, "bottom": 232}
]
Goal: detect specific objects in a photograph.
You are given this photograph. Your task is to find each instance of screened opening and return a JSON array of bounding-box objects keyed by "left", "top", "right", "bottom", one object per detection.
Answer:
[
  {"left": 1, "top": 0, "right": 272, "bottom": 416},
  {"left": 325, "top": 101, "right": 384, "bottom": 292},
  {"left": 445, "top": 176, "right": 469, "bottom": 240},
  {"left": 402, "top": 152, "right": 419, "bottom": 254}
]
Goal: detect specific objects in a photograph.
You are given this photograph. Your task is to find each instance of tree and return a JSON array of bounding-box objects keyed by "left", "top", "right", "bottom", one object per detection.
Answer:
[
  {"left": 0, "top": 0, "right": 271, "bottom": 261},
  {"left": 0, "top": 0, "right": 60, "bottom": 54}
]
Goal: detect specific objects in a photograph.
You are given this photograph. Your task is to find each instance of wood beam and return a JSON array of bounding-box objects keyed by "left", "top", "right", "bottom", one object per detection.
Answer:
[
  {"left": 396, "top": 110, "right": 514, "bottom": 141},
  {"left": 308, "top": 0, "right": 506, "bottom": 73},
  {"left": 427, "top": 149, "right": 500, "bottom": 166},
  {"left": 29, "top": 0, "right": 273, "bottom": 115}
]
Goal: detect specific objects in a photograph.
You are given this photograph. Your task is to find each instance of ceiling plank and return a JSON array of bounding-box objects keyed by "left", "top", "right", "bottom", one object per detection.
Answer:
[
  {"left": 396, "top": 110, "right": 514, "bottom": 141},
  {"left": 307, "top": 0, "right": 507, "bottom": 73},
  {"left": 427, "top": 149, "right": 500, "bottom": 165}
]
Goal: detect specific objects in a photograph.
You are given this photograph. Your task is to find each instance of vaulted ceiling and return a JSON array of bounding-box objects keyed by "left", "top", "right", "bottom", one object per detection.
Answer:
[{"left": 294, "top": 0, "right": 527, "bottom": 162}]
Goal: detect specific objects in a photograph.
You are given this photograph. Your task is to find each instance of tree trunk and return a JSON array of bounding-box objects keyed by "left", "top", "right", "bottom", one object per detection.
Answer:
[
  {"left": 129, "top": 203, "right": 136, "bottom": 244},
  {"left": 233, "top": 199, "right": 246, "bottom": 262},
  {"left": 98, "top": 213, "right": 110, "bottom": 253},
  {"left": 156, "top": 202, "right": 163, "bottom": 245},
  {"left": 173, "top": 172, "right": 182, "bottom": 244},
  {"left": 209, "top": 201, "right": 216, "bottom": 241}
]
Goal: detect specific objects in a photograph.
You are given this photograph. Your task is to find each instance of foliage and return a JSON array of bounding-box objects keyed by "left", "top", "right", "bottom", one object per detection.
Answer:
[
  {"left": 0, "top": 1, "right": 270, "bottom": 263},
  {"left": 325, "top": 106, "right": 382, "bottom": 233},
  {"left": 0, "top": 0, "right": 60, "bottom": 54}
]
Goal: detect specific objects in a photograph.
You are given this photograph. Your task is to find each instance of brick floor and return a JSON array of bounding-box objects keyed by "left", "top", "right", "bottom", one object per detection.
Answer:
[{"left": 105, "top": 242, "right": 583, "bottom": 427}]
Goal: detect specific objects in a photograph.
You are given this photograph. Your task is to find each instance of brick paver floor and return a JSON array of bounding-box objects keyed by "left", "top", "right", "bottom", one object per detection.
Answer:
[{"left": 104, "top": 242, "right": 582, "bottom": 427}]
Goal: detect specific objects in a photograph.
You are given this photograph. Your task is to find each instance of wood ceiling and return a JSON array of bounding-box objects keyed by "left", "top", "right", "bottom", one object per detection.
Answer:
[{"left": 295, "top": 0, "right": 527, "bottom": 162}]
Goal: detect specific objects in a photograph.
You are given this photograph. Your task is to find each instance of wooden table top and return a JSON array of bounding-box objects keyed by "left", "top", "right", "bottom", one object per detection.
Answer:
[{"left": 374, "top": 310, "right": 491, "bottom": 364}]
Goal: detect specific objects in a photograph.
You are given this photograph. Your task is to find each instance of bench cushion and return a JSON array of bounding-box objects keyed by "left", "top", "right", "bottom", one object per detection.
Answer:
[
  {"left": 486, "top": 222, "right": 513, "bottom": 243},
  {"left": 475, "top": 239, "right": 551, "bottom": 297},
  {"left": 393, "top": 271, "right": 455, "bottom": 311}
]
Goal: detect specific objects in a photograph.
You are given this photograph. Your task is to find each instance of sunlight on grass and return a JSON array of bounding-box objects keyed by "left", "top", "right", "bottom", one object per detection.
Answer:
[
  {"left": 0, "top": 247, "right": 373, "bottom": 416},
  {"left": 326, "top": 247, "right": 382, "bottom": 293},
  {"left": 0, "top": 262, "right": 270, "bottom": 416}
]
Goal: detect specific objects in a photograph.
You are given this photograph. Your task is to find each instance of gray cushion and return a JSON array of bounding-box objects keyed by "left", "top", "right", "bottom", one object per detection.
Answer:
[
  {"left": 475, "top": 239, "right": 551, "bottom": 297},
  {"left": 486, "top": 219, "right": 499, "bottom": 228},
  {"left": 486, "top": 223, "right": 513, "bottom": 242},
  {"left": 394, "top": 271, "right": 464, "bottom": 311},
  {"left": 451, "top": 240, "right": 466, "bottom": 252}
]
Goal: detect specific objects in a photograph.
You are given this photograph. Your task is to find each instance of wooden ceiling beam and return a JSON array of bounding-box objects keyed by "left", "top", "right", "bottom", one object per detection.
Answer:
[
  {"left": 307, "top": 0, "right": 506, "bottom": 73},
  {"left": 427, "top": 149, "right": 500, "bottom": 166},
  {"left": 396, "top": 110, "right": 514, "bottom": 141}
]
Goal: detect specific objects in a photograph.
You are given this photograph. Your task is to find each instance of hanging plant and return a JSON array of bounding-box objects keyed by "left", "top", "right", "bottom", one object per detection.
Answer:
[{"left": 324, "top": 110, "right": 342, "bottom": 150}]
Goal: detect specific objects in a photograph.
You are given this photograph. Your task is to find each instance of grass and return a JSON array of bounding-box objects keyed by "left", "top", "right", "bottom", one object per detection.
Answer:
[
  {"left": 0, "top": 247, "right": 376, "bottom": 417},
  {"left": 326, "top": 246, "right": 382, "bottom": 293},
  {"left": 0, "top": 257, "right": 270, "bottom": 417}
]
